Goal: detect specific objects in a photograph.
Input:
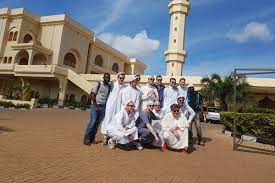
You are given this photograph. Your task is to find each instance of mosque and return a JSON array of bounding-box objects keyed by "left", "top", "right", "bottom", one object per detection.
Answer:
[{"left": 0, "top": 0, "right": 274, "bottom": 107}]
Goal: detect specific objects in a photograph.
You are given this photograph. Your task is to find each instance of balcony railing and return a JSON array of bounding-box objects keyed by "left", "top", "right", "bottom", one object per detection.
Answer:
[{"left": 14, "top": 65, "right": 53, "bottom": 73}]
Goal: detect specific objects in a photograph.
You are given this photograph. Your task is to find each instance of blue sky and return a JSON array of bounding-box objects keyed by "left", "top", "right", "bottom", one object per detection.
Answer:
[{"left": 1, "top": 0, "right": 275, "bottom": 77}]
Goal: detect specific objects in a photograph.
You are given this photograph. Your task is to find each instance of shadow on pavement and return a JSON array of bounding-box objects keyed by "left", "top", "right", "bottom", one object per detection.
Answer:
[{"left": 0, "top": 126, "right": 15, "bottom": 133}]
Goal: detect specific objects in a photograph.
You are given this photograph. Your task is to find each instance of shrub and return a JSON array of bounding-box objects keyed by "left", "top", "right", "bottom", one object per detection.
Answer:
[
  {"left": 221, "top": 112, "right": 275, "bottom": 140},
  {"left": 15, "top": 103, "right": 31, "bottom": 109},
  {"left": 0, "top": 101, "right": 15, "bottom": 108},
  {"left": 239, "top": 108, "right": 274, "bottom": 114}
]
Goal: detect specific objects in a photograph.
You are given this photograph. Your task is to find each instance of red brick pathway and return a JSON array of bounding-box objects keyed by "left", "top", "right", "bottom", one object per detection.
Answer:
[{"left": 0, "top": 109, "right": 274, "bottom": 183}]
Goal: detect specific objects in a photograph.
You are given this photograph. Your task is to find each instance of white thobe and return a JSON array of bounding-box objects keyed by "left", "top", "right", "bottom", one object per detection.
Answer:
[
  {"left": 117, "top": 86, "right": 141, "bottom": 119},
  {"left": 178, "top": 85, "right": 188, "bottom": 99},
  {"left": 106, "top": 109, "right": 138, "bottom": 145},
  {"left": 161, "top": 112, "right": 189, "bottom": 150},
  {"left": 180, "top": 103, "right": 195, "bottom": 124},
  {"left": 163, "top": 87, "right": 179, "bottom": 113},
  {"left": 101, "top": 81, "right": 126, "bottom": 135},
  {"left": 140, "top": 84, "right": 159, "bottom": 110},
  {"left": 151, "top": 109, "right": 165, "bottom": 147}
]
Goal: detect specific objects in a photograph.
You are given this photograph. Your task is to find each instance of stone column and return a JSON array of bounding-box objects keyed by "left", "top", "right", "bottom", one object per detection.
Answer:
[{"left": 57, "top": 77, "right": 68, "bottom": 106}]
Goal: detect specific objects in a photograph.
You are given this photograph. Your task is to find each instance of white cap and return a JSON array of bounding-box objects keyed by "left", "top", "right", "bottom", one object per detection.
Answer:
[
  {"left": 147, "top": 75, "right": 154, "bottom": 79},
  {"left": 117, "top": 72, "right": 125, "bottom": 77},
  {"left": 188, "top": 84, "right": 195, "bottom": 88},
  {"left": 177, "top": 95, "right": 185, "bottom": 100},
  {"left": 147, "top": 100, "right": 155, "bottom": 106},
  {"left": 129, "top": 75, "right": 137, "bottom": 82}
]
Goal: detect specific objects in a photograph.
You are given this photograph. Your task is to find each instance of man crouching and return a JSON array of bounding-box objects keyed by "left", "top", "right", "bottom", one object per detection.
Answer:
[{"left": 106, "top": 101, "right": 143, "bottom": 150}]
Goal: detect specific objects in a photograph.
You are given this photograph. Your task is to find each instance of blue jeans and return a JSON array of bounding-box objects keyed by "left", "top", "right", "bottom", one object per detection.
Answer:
[{"left": 84, "top": 104, "right": 106, "bottom": 143}]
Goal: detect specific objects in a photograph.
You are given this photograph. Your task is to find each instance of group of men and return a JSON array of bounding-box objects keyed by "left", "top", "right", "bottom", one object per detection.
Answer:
[{"left": 83, "top": 72, "right": 204, "bottom": 154}]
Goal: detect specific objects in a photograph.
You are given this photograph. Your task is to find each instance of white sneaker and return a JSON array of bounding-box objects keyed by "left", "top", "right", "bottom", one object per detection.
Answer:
[
  {"left": 107, "top": 138, "right": 116, "bottom": 149},
  {"left": 135, "top": 142, "right": 143, "bottom": 150}
]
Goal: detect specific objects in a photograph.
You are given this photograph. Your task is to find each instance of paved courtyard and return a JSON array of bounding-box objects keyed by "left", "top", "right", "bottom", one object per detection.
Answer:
[{"left": 0, "top": 109, "right": 274, "bottom": 183}]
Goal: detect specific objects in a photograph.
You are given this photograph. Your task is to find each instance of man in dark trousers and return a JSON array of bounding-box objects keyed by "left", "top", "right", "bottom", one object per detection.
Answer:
[
  {"left": 187, "top": 84, "right": 204, "bottom": 145},
  {"left": 154, "top": 75, "right": 165, "bottom": 108},
  {"left": 83, "top": 73, "right": 111, "bottom": 145}
]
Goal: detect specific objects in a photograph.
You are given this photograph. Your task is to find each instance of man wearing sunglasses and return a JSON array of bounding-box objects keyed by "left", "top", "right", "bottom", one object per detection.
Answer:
[
  {"left": 154, "top": 75, "right": 165, "bottom": 108},
  {"left": 135, "top": 74, "right": 141, "bottom": 89},
  {"left": 140, "top": 75, "right": 159, "bottom": 111},
  {"left": 163, "top": 78, "right": 179, "bottom": 114},
  {"left": 161, "top": 104, "right": 190, "bottom": 154},
  {"left": 135, "top": 101, "right": 160, "bottom": 148},
  {"left": 101, "top": 72, "right": 126, "bottom": 145},
  {"left": 106, "top": 101, "right": 142, "bottom": 150}
]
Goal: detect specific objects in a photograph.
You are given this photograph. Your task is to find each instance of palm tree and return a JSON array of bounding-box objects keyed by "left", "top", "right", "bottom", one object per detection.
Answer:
[{"left": 200, "top": 73, "right": 255, "bottom": 111}]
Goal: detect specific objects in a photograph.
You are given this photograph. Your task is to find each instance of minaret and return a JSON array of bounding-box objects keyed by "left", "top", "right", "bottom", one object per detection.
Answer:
[{"left": 164, "top": 0, "right": 190, "bottom": 76}]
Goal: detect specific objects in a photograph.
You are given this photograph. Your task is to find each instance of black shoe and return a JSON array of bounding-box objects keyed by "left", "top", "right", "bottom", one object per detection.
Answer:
[{"left": 83, "top": 141, "right": 91, "bottom": 146}]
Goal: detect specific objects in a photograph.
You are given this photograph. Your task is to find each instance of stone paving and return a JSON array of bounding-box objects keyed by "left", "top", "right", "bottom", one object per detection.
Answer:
[{"left": 0, "top": 109, "right": 274, "bottom": 183}]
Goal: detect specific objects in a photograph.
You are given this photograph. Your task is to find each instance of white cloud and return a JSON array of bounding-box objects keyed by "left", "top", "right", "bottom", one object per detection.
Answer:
[
  {"left": 227, "top": 22, "right": 274, "bottom": 43},
  {"left": 99, "top": 30, "right": 160, "bottom": 57},
  {"left": 94, "top": 0, "right": 133, "bottom": 33}
]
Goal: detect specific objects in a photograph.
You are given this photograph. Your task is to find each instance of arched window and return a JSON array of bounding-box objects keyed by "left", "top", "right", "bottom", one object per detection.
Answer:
[
  {"left": 8, "top": 32, "right": 13, "bottom": 41},
  {"left": 80, "top": 95, "right": 88, "bottom": 104},
  {"left": 33, "top": 53, "right": 47, "bottom": 65},
  {"left": 95, "top": 55, "right": 103, "bottom": 67},
  {"left": 23, "top": 34, "right": 33, "bottom": 43},
  {"left": 15, "top": 50, "right": 29, "bottom": 65},
  {"left": 8, "top": 57, "right": 12, "bottom": 63},
  {"left": 112, "top": 63, "right": 119, "bottom": 73},
  {"left": 69, "top": 94, "right": 75, "bottom": 102},
  {"left": 63, "top": 53, "right": 76, "bottom": 68},
  {"left": 3, "top": 57, "right": 7, "bottom": 64},
  {"left": 13, "top": 31, "right": 18, "bottom": 41}
]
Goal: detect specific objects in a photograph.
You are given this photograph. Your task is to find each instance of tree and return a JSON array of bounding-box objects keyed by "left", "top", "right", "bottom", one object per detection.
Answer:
[{"left": 200, "top": 73, "right": 255, "bottom": 111}]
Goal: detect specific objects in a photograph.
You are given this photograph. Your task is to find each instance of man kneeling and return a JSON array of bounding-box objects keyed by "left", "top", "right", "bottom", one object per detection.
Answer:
[
  {"left": 162, "top": 104, "right": 189, "bottom": 154},
  {"left": 106, "top": 101, "right": 142, "bottom": 150}
]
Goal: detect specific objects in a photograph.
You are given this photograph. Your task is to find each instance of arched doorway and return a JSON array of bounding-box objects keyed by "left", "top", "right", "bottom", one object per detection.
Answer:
[
  {"left": 69, "top": 94, "right": 75, "bottom": 103},
  {"left": 112, "top": 63, "right": 119, "bottom": 73},
  {"left": 32, "top": 53, "right": 48, "bottom": 65},
  {"left": 95, "top": 55, "right": 103, "bottom": 67},
  {"left": 80, "top": 95, "right": 88, "bottom": 104},
  {"left": 15, "top": 50, "right": 29, "bottom": 65}
]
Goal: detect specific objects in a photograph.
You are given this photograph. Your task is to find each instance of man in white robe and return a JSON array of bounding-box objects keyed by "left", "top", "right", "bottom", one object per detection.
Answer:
[
  {"left": 106, "top": 101, "right": 142, "bottom": 150},
  {"left": 162, "top": 104, "right": 189, "bottom": 154},
  {"left": 101, "top": 72, "right": 126, "bottom": 144},
  {"left": 163, "top": 78, "right": 179, "bottom": 114},
  {"left": 177, "top": 95, "right": 195, "bottom": 125},
  {"left": 117, "top": 76, "right": 141, "bottom": 120},
  {"left": 140, "top": 75, "right": 159, "bottom": 110},
  {"left": 178, "top": 78, "right": 188, "bottom": 99}
]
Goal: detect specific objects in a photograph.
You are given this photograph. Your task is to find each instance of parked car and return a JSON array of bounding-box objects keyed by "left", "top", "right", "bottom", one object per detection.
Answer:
[{"left": 203, "top": 107, "right": 221, "bottom": 123}]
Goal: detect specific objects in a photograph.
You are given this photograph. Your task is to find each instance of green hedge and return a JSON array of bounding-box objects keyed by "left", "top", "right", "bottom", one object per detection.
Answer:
[
  {"left": 0, "top": 101, "right": 31, "bottom": 109},
  {"left": 239, "top": 108, "right": 274, "bottom": 114},
  {"left": 221, "top": 112, "right": 275, "bottom": 140}
]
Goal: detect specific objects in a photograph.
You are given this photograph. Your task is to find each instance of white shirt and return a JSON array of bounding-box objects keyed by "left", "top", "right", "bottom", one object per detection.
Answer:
[
  {"left": 180, "top": 103, "right": 195, "bottom": 124},
  {"left": 163, "top": 86, "right": 179, "bottom": 113},
  {"left": 178, "top": 85, "right": 188, "bottom": 99},
  {"left": 140, "top": 84, "right": 159, "bottom": 110}
]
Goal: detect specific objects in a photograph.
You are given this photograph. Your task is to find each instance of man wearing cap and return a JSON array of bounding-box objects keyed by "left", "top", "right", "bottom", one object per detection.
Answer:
[
  {"left": 135, "top": 100, "right": 161, "bottom": 148},
  {"left": 187, "top": 84, "right": 204, "bottom": 145},
  {"left": 101, "top": 72, "right": 126, "bottom": 145},
  {"left": 140, "top": 75, "right": 159, "bottom": 111},
  {"left": 163, "top": 78, "right": 180, "bottom": 114},
  {"left": 117, "top": 75, "right": 141, "bottom": 120},
  {"left": 106, "top": 101, "right": 142, "bottom": 150},
  {"left": 177, "top": 95, "right": 195, "bottom": 125}
]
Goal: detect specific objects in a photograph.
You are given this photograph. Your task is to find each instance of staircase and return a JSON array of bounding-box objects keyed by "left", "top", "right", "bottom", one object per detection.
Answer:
[{"left": 67, "top": 69, "right": 92, "bottom": 94}]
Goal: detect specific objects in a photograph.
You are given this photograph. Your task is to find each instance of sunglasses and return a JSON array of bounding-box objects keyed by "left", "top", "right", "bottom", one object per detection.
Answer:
[
  {"left": 148, "top": 78, "right": 154, "bottom": 81},
  {"left": 127, "top": 104, "right": 135, "bottom": 108},
  {"left": 119, "top": 77, "right": 125, "bottom": 80},
  {"left": 157, "top": 79, "right": 162, "bottom": 81},
  {"left": 148, "top": 105, "right": 154, "bottom": 107},
  {"left": 171, "top": 82, "right": 176, "bottom": 84},
  {"left": 173, "top": 110, "right": 179, "bottom": 113},
  {"left": 154, "top": 105, "right": 160, "bottom": 107},
  {"left": 136, "top": 78, "right": 140, "bottom": 81}
]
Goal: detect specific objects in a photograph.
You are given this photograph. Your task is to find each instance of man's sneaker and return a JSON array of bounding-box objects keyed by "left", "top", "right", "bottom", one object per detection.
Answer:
[
  {"left": 107, "top": 138, "right": 116, "bottom": 149},
  {"left": 103, "top": 135, "right": 109, "bottom": 146},
  {"left": 135, "top": 142, "right": 143, "bottom": 150}
]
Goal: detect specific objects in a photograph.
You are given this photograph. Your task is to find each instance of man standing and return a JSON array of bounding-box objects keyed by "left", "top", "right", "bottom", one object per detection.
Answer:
[
  {"left": 178, "top": 78, "right": 188, "bottom": 99},
  {"left": 163, "top": 78, "right": 179, "bottom": 113},
  {"left": 83, "top": 73, "right": 111, "bottom": 145},
  {"left": 117, "top": 76, "right": 141, "bottom": 120},
  {"left": 154, "top": 75, "right": 165, "bottom": 108},
  {"left": 140, "top": 76, "right": 159, "bottom": 110},
  {"left": 101, "top": 72, "right": 126, "bottom": 144},
  {"left": 187, "top": 84, "right": 204, "bottom": 145}
]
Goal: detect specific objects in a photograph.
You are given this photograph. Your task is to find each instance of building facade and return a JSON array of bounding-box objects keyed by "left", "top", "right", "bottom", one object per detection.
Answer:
[{"left": 0, "top": 8, "right": 146, "bottom": 105}]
